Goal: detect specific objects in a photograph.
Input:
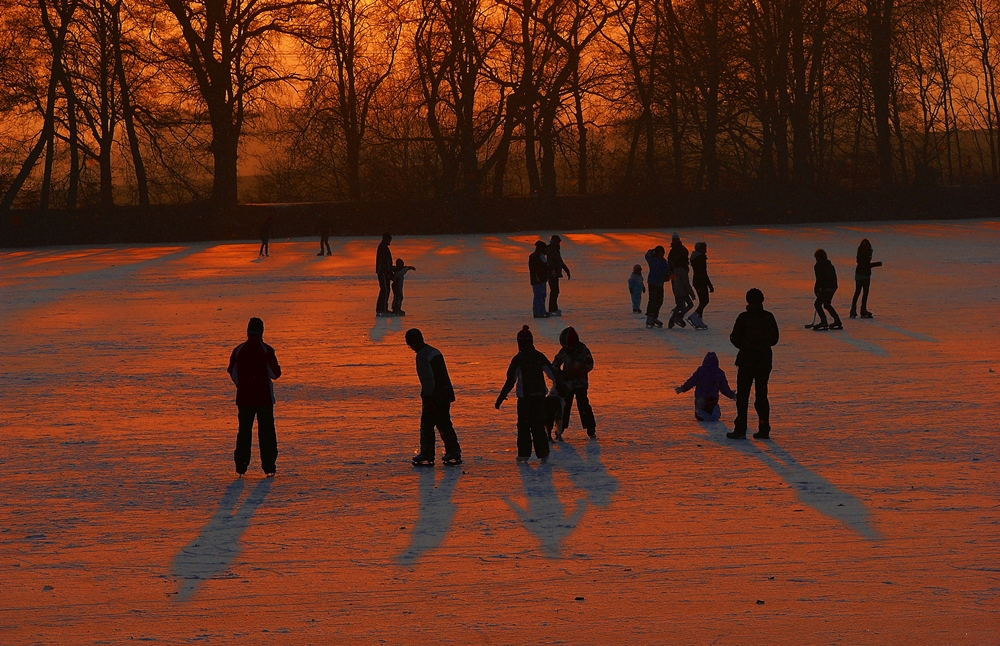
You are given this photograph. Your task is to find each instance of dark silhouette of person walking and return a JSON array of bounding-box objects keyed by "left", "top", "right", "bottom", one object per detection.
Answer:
[
  {"left": 553, "top": 326, "right": 597, "bottom": 438},
  {"left": 727, "top": 289, "right": 779, "bottom": 439},
  {"left": 667, "top": 233, "right": 694, "bottom": 328},
  {"left": 258, "top": 216, "right": 272, "bottom": 257},
  {"left": 546, "top": 235, "right": 571, "bottom": 316},
  {"left": 812, "top": 248, "right": 842, "bottom": 330},
  {"left": 689, "top": 241, "right": 714, "bottom": 329},
  {"left": 850, "top": 239, "right": 882, "bottom": 318},
  {"left": 375, "top": 232, "right": 393, "bottom": 316},
  {"left": 227, "top": 317, "right": 282, "bottom": 476},
  {"left": 496, "top": 325, "right": 557, "bottom": 461},
  {"left": 406, "top": 329, "right": 462, "bottom": 466},
  {"left": 644, "top": 245, "right": 668, "bottom": 327},
  {"left": 529, "top": 241, "right": 550, "bottom": 318},
  {"left": 317, "top": 216, "right": 332, "bottom": 256}
]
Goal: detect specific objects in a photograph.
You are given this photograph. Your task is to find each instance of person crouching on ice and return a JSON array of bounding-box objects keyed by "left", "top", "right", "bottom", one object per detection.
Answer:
[
  {"left": 496, "top": 325, "right": 558, "bottom": 462},
  {"left": 674, "top": 351, "right": 736, "bottom": 421}
]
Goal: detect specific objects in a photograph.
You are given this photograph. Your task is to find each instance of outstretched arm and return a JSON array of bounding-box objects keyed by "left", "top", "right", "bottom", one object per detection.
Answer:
[
  {"left": 496, "top": 358, "right": 518, "bottom": 408},
  {"left": 676, "top": 369, "right": 699, "bottom": 394}
]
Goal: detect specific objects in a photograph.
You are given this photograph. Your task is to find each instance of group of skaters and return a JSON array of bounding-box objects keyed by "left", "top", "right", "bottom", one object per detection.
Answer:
[{"left": 229, "top": 231, "right": 884, "bottom": 475}]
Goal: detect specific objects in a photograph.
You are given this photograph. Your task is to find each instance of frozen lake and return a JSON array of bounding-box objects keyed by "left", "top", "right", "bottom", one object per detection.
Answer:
[{"left": 1, "top": 220, "right": 998, "bottom": 643}]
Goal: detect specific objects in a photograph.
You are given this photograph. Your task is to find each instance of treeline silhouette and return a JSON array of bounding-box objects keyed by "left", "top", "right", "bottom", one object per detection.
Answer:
[{"left": 2, "top": 0, "right": 1000, "bottom": 215}]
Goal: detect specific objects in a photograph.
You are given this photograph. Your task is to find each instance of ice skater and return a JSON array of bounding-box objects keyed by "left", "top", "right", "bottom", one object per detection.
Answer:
[
  {"left": 406, "top": 329, "right": 462, "bottom": 466},
  {"left": 375, "top": 232, "right": 393, "bottom": 316},
  {"left": 628, "top": 264, "right": 645, "bottom": 313},
  {"left": 812, "top": 248, "right": 842, "bottom": 330},
  {"left": 644, "top": 245, "right": 668, "bottom": 327},
  {"left": 850, "top": 239, "right": 882, "bottom": 319},
  {"left": 667, "top": 233, "right": 694, "bottom": 328},
  {"left": 544, "top": 382, "right": 566, "bottom": 442},
  {"left": 258, "top": 216, "right": 272, "bottom": 257},
  {"left": 553, "top": 326, "right": 597, "bottom": 438},
  {"left": 546, "top": 234, "right": 571, "bottom": 316},
  {"left": 227, "top": 317, "right": 282, "bottom": 476},
  {"left": 529, "top": 241, "right": 550, "bottom": 318},
  {"left": 391, "top": 258, "right": 416, "bottom": 315},
  {"left": 675, "top": 352, "right": 736, "bottom": 421},
  {"left": 317, "top": 216, "right": 332, "bottom": 256},
  {"left": 727, "top": 289, "right": 779, "bottom": 439},
  {"left": 689, "top": 242, "right": 714, "bottom": 329},
  {"left": 496, "top": 325, "right": 558, "bottom": 461}
]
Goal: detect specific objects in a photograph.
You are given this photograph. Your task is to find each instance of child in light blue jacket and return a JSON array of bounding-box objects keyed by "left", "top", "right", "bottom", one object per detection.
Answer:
[{"left": 628, "top": 264, "right": 645, "bottom": 313}]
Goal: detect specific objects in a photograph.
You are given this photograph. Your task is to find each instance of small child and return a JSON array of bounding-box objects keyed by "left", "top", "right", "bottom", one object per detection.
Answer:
[
  {"left": 544, "top": 382, "right": 566, "bottom": 442},
  {"left": 628, "top": 264, "right": 645, "bottom": 313},
  {"left": 391, "top": 258, "right": 416, "bottom": 315},
  {"left": 674, "top": 351, "right": 736, "bottom": 422}
]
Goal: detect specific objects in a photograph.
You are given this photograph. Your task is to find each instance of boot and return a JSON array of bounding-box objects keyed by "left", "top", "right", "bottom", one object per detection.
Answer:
[{"left": 726, "top": 430, "right": 746, "bottom": 439}]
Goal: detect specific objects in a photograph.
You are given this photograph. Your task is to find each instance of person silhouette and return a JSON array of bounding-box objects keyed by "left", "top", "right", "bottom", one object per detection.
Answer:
[
  {"left": 546, "top": 234, "right": 571, "bottom": 315},
  {"left": 727, "top": 289, "right": 779, "bottom": 440},
  {"left": 406, "top": 329, "right": 462, "bottom": 466},
  {"left": 496, "top": 325, "right": 558, "bottom": 461},
  {"left": 375, "top": 232, "right": 393, "bottom": 315},
  {"left": 258, "top": 216, "right": 272, "bottom": 257},
  {"left": 227, "top": 317, "right": 282, "bottom": 476},
  {"left": 850, "top": 239, "right": 882, "bottom": 318}
]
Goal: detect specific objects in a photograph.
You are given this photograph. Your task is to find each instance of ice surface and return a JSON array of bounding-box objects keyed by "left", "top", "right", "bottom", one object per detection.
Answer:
[{"left": 1, "top": 220, "right": 999, "bottom": 643}]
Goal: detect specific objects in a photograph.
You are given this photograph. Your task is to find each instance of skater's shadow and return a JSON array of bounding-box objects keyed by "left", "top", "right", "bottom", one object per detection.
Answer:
[
  {"left": 550, "top": 440, "right": 619, "bottom": 508},
  {"left": 171, "top": 478, "right": 273, "bottom": 601},
  {"left": 504, "top": 461, "right": 587, "bottom": 557},
  {"left": 700, "top": 428, "right": 880, "bottom": 540},
  {"left": 830, "top": 329, "right": 889, "bottom": 357},
  {"left": 397, "top": 467, "right": 462, "bottom": 566},
  {"left": 369, "top": 315, "right": 403, "bottom": 343}
]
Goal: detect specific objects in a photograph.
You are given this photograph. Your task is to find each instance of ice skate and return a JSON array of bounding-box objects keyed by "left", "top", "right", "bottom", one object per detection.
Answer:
[
  {"left": 265, "top": 471, "right": 276, "bottom": 478},
  {"left": 688, "top": 313, "right": 708, "bottom": 329},
  {"left": 668, "top": 317, "right": 675, "bottom": 328},
  {"left": 752, "top": 430, "right": 770, "bottom": 439},
  {"left": 586, "top": 428, "right": 596, "bottom": 438},
  {"left": 860, "top": 311, "right": 874, "bottom": 319},
  {"left": 516, "top": 455, "right": 530, "bottom": 462},
  {"left": 392, "top": 310, "right": 406, "bottom": 316},
  {"left": 829, "top": 320, "right": 843, "bottom": 330},
  {"left": 812, "top": 322, "right": 829, "bottom": 331},
  {"left": 726, "top": 430, "right": 746, "bottom": 439},
  {"left": 645, "top": 316, "right": 656, "bottom": 328},
  {"left": 412, "top": 452, "right": 435, "bottom": 466},
  {"left": 317, "top": 252, "right": 324, "bottom": 256},
  {"left": 549, "top": 309, "right": 562, "bottom": 317},
  {"left": 849, "top": 309, "right": 858, "bottom": 318},
  {"left": 442, "top": 453, "right": 462, "bottom": 466},
  {"left": 633, "top": 308, "right": 642, "bottom": 314},
  {"left": 653, "top": 318, "right": 664, "bottom": 328}
]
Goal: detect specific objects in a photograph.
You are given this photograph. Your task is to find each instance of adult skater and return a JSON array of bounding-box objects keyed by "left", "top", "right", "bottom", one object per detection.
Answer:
[
  {"left": 546, "top": 234, "right": 572, "bottom": 316},
  {"left": 628, "top": 264, "right": 645, "bottom": 313},
  {"left": 258, "top": 216, "right": 272, "bottom": 257},
  {"left": 644, "top": 245, "right": 669, "bottom": 327},
  {"left": 553, "top": 326, "right": 597, "bottom": 438},
  {"left": 726, "top": 289, "right": 779, "bottom": 439},
  {"left": 850, "top": 239, "right": 883, "bottom": 318},
  {"left": 689, "top": 242, "right": 714, "bottom": 329},
  {"left": 317, "top": 216, "right": 332, "bottom": 256},
  {"left": 529, "top": 241, "right": 550, "bottom": 318},
  {"left": 375, "top": 232, "right": 393, "bottom": 316},
  {"left": 675, "top": 352, "right": 736, "bottom": 421},
  {"left": 495, "top": 325, "right": 558, "bottom": 461},
  {"left": 406, "top": 329, "right": 462, "bottom": 466},
  {"left": 227, "top": 317, "right": 282, "bottom": 476},
  {"left": 667, "top": 233, "right": 694, "bottom": 328},
  {"left": 812, "top": 248, "right": 842, "bottom": 331}
]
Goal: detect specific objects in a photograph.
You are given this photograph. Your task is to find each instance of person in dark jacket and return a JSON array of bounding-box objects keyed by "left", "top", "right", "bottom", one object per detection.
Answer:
[
  {"left": 813, "top": 248, "right": 842, "bottom": 330},
  {"left": 667, "top": 233, "right": 693, "bottom": 328},
  {"left": 644, "top": 245, "right": 669, "bottom": 327},
  {"left": 317, "top": 216, "right": 332, "bottom": 256},
  {"left": 391, "top": 258, "right": 416, "bottom": 315},
  {"left": 726, "top": 289, "right": 779, "bottom": 439},
  {"left": 546, "top": 234, "right": 572, "bottom": 315},
  {"left": 375, "top": 232, "right": 393, "bottom": 315},
  {"left": 675, "top": 351, "right": 736, "bottom": 421},
  {"left": 227, "top": 317, "right": 282, "bottom": 476},
  {"left": 628, "top": 264, "right": 645, "bottom": 313},
  {"left": 529, "top": 241, "right": 550, "bottom": 318},
  {"left": 258, "top": 216, "right": 272, "bottom": 257},
  {"left": 496, "top": 325, "right": 557, "bottom": 461},
  {"left": 406, "top": 329, "right": 462, "bottom": 466},
  {"left": 689, "top": 242, "right": 714, "bottom": 328},
  {"left": 553, "top": 326, "right": 597, "bottom": 438},
  {"left": 850, "top": 239, "right": 883, "bottom": 318}
]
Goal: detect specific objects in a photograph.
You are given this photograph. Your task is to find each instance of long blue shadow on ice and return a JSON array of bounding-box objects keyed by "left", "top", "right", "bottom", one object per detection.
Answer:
[
  {"left": 698, "top": 427, "right": 881, "bottom": 540},
  {"left": 172, "top": 478, "right": 273, "bottom": 601},
  {"left": 549, "top": 440, "right": 619, "bottom": 507},
  {"left": 830, "top": 329, "right": 889, "bottom": 357},
  {"left": 369, "top": 314, "right": 403, "bottom": 343},
  {"left": 505, "top": 461, "right": 587, "bottom": 557},
  {"left": 397, "top": 467, "right": 462, "bottom": 565}
]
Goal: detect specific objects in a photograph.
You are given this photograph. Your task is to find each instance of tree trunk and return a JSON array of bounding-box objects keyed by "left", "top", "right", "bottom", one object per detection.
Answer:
[
  {"left": 113, "top": 0, "right": 149, "bottom": 206},
  {"left": 868, "top": 0, "right": 895, "bottom": 185}
]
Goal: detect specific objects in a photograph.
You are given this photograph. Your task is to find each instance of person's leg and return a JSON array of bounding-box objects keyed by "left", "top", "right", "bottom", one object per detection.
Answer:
[
  {"left": 435, "top": 401, "right": 461, "bottom": 457},
  {"left": 259, "top": 242, "right": 265, "bottom": 256},
  {"left": 631, "top": 288, "right": 642, "bottom": 311},
  {"left": 681, "top": 296, "right": 694, "bottom": 317},
  {"left": 419, "top": 400, "right": 437, "bottom": 458},
  {"left": 548, "top": 276, "right": 560, "bottom": 312},
  {"left": 823, "top": 290, "right": 841, "bottom": 324},
  {"left": 527, "top": 397, "right": 549, "bottom": 459},
  {"left": 851, "top": 279, "right": 863, "bottom": 315},
  {"left": 647, "top": 285, "right": 663, "bottom": 320},
  {"left": 264, "top": 241, "right": 269, "bottom": 256},
  {"left": 391, "top": 283, "right": 401, "bottom": 312},
  {"left": 860, "top": 279, "right": 871, "bottom": 314},
  {"left": 234, "top": 407, "right": 256, "bottom": 474},
  {"left": 575, "top": 387, "right": 596, "bottom": 433},
  {"left": 695, "top": 286, "right": 709, "bottom": 317},
  {"left": 532, "top": 283, "right": 546, "bottom": 316},
  {"left": 731, "top": 367, "right": 753, "bottom": 437},
  {"left": 814, "top": 293, "right": 828, "bottom": 325},
  {"left": 561, "top": 389, "right": 576, "bottom": 430},
  {"left": 753, "top": 367, "right": 772, "bottom": 435},
  {"left": 516, "top": 398, "right": 533, "bottom": 458},
  {"left": 257, "top": 406, "right": 278, "bottom": 474},
  {"left": 377, "top": 273, "right": 390, "bottom": 313}
]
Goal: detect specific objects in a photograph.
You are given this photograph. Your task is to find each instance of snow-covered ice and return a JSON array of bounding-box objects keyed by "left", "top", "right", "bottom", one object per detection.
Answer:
[{"left": 1, "top": 220, "right": 998, "bottom": 643}]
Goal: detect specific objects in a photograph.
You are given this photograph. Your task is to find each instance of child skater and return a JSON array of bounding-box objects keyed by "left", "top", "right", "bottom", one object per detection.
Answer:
[
  {"left": 688, "top": 242, "right": 713, "bottom": 329},
  {"left": 391, "top": 258, "right": 416, "bottom": 315},
  {"left": 495, "top": 326, "right": 558, "bottom": 462},
  {"left": 544, "top": 382, "right": 566, "bottom": 442},
  {"left": 675, "top": 351, "right": 736, "bottom": 422},
  {"left": 850, "top": 238, "right": 883, "bottom": 318},
  {"left": 628, "top": 264, "right": 645, "bottom": 314}
]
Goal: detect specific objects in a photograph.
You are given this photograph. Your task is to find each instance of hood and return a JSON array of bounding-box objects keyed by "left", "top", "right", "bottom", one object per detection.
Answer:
[
  {"left": 702, "top": 352, "right": 719, "bottom": 369},
  {"left": 559, "top": 326, "right": 579, "bottom": 347}
]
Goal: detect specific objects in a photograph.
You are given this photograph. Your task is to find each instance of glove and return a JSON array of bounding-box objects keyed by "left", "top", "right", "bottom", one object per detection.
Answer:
[
  {"left": 495, "top": 395, "right": 505, "bottom": 410},
  {"left": 709, "top": 285, "right": 714, "bottom": 293},
  {"left": 674, "top": 387, "right": 682, "bottom": 394}
]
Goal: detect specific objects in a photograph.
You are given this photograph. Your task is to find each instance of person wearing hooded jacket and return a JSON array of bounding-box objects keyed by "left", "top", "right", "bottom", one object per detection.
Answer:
[
  {"left": 227, "top": 317, "right": 282, "bottom": 476},
  {"left": 850, "top": 238, "right": 882, "bottom": 318},
  {"left": 727, "top": 289, "right": 779, "bottom": 439},
  {"left": 496, "top": 325, "right": 557, "bottom": 461},
  {"left": 553, "top": 326, "right": 597, "bottom": 438},
  {"left": 406, "top": 328, "right": 462, "bottom": 466},
  {"left": 689, "top": 242, "right": 714, "bottom": 328},
  {"left": 644, "top": 245, "right": 669, "bottom": 327},
  {"left": 675, "top": 352, "right": 736, "bottom": 421},
  {"left": 813, "top": 248, "right": 842, "bottom": 330},
  {"left": 546, "top": 234, "right": 571, "bottom": 315},
  {"left": 667, "top": 233, "right": 694, "bottom": 328},
  {"left": 529, "top": 241, "right": 550, "bottom": 318}
]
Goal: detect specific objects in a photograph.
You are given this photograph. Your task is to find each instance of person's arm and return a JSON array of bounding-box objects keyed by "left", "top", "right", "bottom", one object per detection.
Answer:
[
  {"left": 675, "top": 369, "right": 698, "bottom": 394},
  {"left": 552, "top": 350, "right": 565, "bottom": 370},
  {"left": 730, "top": 316, "right": 745, "bottom": 349},
  {"left": 416, "top": 351, "right": 435, "bottom": 399},
  {"left": 582, "top": 346, "right": 594, "bottom": 373},
  {"left": 562, "top": 261, "right": 571, "bottom": 279},
  {"left": 719, "top": 373, "right": 736, "bottom": 399},
  {"left": 871, "top": 261, "right": 883, "bottom": 268},
  {"left": 227, "top": 346, "right": 240, "bottom": 385},
  {"left": 267, "top": 345, "right": 281, "bottom": 379},
  {"left": 768, "top": 313, "right": 780, "bottom": 347},
  {"left": 496, "top": 357, "right": 518, "bottom": 408}
]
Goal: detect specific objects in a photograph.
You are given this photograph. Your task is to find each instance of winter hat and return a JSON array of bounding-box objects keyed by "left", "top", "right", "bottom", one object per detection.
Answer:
[
  {"left": 632, "top": 264, "right": 642, "bottom": 273},
  {"left": 745, "top": 288, "right": 764, "bottom": 305},
  {"left": 551, "top": 234, "right": 562, "bottom": 243},
  {"left": 653, "top": 245, "right": 665, "bottom": 256},
  {"left": 559, "top": 326, "right": 579, "bottom": 347},
  {"left": 517, "top": 325, "right": 534, "bottom": 350},
  {"left": 247, "top": 317, "right": 264, "bottom": 336},
  {"left": 405, "top": 328, "right": 424, "bottom": 348},
  {"left": 671, "top": 232, "right": 681, "bottom": 243},
  {"left": 535, "top": 240, "right": 547, "bottom": 250},
  {"left": 814, "top": 248, "right": 827, "bottom": 260},
  {"left": 695, "top": 242, "right": 707, "bottom": 252}
]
